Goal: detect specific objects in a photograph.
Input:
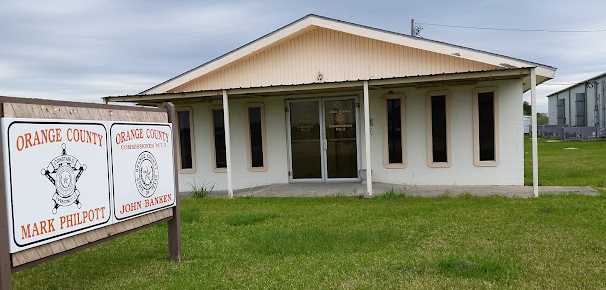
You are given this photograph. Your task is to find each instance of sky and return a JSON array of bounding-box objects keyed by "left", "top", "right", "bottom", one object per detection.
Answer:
[{"left": 1, "top": 0, "right": 606, "bottom": 112}]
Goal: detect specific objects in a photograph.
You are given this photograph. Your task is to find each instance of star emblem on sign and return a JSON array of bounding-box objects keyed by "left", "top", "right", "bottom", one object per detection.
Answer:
[{"left": 41, "top": 143, "right": 86, "bottom": 214}]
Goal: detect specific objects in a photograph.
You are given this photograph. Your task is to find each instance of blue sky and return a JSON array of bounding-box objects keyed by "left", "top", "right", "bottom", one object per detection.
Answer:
[{"left": 1, "top": 0, "right": 606, "bottom": 112}]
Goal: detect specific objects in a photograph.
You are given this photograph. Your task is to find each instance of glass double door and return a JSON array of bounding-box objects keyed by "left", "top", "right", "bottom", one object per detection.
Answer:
[{"left": 288, "top": 98, "right": 358, "bottom": 180}]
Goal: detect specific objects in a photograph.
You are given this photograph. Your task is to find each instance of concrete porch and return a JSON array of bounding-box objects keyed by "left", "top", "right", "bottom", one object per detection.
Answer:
[{"left": 226, "top": 182, "right": 599, "bottom": 198}]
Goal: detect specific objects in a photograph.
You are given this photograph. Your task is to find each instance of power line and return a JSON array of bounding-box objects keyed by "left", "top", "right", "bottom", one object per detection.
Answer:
[{"left": 416, "top": 22, "right": 606, "bottom": 33}]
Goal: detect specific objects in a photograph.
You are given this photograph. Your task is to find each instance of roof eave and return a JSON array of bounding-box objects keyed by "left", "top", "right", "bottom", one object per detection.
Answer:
[{"left": 108, "top": 67, "right": 535, "bottom": 103}]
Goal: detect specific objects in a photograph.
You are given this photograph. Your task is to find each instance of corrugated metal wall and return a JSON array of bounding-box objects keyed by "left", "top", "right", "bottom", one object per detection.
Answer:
[
  {"left": 547, "top": 75, "right": 606, "bottom": 128},
  {"left": 170, "top": 27, "right": 497, "bottom": 92}
]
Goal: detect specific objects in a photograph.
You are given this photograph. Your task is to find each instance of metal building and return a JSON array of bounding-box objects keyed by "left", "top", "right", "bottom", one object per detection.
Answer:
[{"left": 545, "top": 73, "right": 606, "bottom": 139}]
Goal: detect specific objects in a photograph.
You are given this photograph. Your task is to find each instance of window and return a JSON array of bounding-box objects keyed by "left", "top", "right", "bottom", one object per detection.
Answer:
[
  {"left": 557, "top": 98, "right": 566, "bottom": 126},
  {"left": 575, "top": 93, "right": 586, "bottom": 127},
  {"left": 247, "top": 105, "right": 265, "bottom": 170},
  {"left": 212, "top": 108, "right": 227, "bottom": 169},
  {"left": 385, "top": 97, "right": 404, "bottom": 167},
  {"left": 427, "top": 94, "right": 449, "bottom": 166},
  {"left": 474, "top": 91, "right": 497, "bottom": 165},
  {"left": 177, "top": 109, "right": 194, "bottom": 171}
]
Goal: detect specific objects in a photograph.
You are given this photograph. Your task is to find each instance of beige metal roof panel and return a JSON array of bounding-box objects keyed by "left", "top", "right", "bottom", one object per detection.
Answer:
[
  {"left": 169, "top": 27, "right": 497, "bottom": 93},
  {"left": 143, "top": 14, "right": 556, "bottom": 94}
]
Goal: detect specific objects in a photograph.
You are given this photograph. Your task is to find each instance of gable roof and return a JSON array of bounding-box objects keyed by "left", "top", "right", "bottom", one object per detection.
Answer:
[
  {"left": 142, "top": 14, "right": 556, "bottom": 95},
  {"left": 546, "top": 71, "right": 606, "bottom": 98}
]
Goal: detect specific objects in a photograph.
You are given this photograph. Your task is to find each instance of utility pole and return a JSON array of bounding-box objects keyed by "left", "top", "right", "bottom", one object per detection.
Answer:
[{"left": 410, "top": 19, "right": 415, "bottom": 36}]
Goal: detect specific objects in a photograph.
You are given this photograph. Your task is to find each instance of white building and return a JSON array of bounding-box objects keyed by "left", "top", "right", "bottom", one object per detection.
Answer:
[
  {"left": 106, "top": 14, "right": 555, "bottom": 195},
  {"left": 547, "top": 72, "right": 606, "bottom": 128}
]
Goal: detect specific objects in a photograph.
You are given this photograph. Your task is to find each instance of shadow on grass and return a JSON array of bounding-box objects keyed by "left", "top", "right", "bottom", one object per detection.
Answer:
[
  {"left": 436, "top": 255, "right": 519, "bottom": 281},
  {"left": 13, "top": 225, "right": 172, "bottom": 289},
  {"left": 244, "top": 227, "right": 401, "bottom": 256},
  {"left": 181, "top": 207, "right": 204, "bottom": 224},
  {"left": 225, "top": 212, "right": 279, "bottom": 226}
]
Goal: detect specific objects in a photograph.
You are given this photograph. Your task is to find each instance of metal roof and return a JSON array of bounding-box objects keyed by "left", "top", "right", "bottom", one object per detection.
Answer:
[
  {"left": 546, "top": 71, "right": 606, "bottom": 98},
  {"left": 140, "top": 14, "right": 555, "bottom": 95},
  {"left": 106, "top": 67, "right": 533, "bottom": 103}
]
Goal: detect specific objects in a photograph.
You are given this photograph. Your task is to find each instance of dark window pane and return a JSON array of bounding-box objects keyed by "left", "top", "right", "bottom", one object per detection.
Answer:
[
  {"left": 177, "top": 111, "right": 193, "bottom": 169},
  {"left": 557, "top": 98, "right": 566, "bottom": 125},
  {"left": 478, "top": 92, "right": 495, "bottom": 161},
  {"left": 431, "top": 95, "right": 448, "bottom": 163},
  {"left": 212, "top": 109, "right": 226, "bottom": 168},
  {"left": 386, "top": 99, "right": 403, "bottom": 164},
  {"left": 248, "top": 107, "right": 264, "bottom": 168},
  {"left": 576, "top": 93, "right": 586, "bottom": 126}
]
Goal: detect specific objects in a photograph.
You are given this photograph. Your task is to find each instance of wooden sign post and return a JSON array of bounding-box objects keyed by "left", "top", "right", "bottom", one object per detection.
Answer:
[{"left": 0, "top": 97, "right": 181, "bottom": 289}]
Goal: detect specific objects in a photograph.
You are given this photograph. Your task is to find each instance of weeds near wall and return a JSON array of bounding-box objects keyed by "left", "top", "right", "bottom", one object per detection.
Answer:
[
  {"left": 381, "top": 188, "right": 403, "bottom": 199},
  {"left": 190, "top": 181, "right": 214, "bottom": 199}
]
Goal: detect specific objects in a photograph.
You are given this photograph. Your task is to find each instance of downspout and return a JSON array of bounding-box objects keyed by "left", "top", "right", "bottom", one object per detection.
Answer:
[
  {"left": 584, "top": 82, "right": 589, "bottom": 127},
  {"left": 603, "top": 80, "right": 606, "bottom": 131},
  {"left": 593, "top": 80, "right": 600, "bottom": 137}
]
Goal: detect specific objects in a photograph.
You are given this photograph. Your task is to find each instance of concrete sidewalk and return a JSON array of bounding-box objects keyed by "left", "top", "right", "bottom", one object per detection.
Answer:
[{"left": 226, "top": 182, "right": 599, "bottom": 198}]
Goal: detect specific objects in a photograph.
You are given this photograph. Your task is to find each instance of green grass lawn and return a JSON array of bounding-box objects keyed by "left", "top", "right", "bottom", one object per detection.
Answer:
[
  {"left": 524, "top": 138, "right": 606, "bottom": 187},
  {"left": 12, "top": 138, "right": 606, "bottom": 289},
  {"left": 13, "top": 196, "right": 606, "bottom": 289}
]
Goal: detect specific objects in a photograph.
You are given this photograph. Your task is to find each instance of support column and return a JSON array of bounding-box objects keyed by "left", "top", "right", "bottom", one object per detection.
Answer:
[
  {"left": 363, "top": 81, "right": 373, "bottom": 196},
  {"left": 222, "top": 90, "right": 233, "bottom": 198},
  {"left": 0, "top": 103, "right": 12, "bottom": 290},
  {"left": 530, "top": 68, "right": 539, "bottom": 197},
  {"left": 162, "top": 102, "right": 181, "bottom": 262}
]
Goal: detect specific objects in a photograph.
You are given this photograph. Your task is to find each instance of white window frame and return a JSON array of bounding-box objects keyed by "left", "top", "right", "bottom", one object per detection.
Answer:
[
  {"left": 210, "top": 105, "right": 227, "bottom": 173},
  {"left": 383, "top": 93, "right": 406, "bottom": 169},
  {"left": 426, "top": 90, "right": 451, "bottom": 168},
  {"left": 472, "top": 87, "right": 499, "bottom": 167},
  {"left": 246, "top": 102, "right": 268, "bottom": 172},
  {"left": 175, "top": 107, "right": 196, "bottom": 174}
]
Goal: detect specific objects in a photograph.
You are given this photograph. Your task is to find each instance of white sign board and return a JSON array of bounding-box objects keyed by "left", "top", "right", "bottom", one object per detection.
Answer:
[
  {"left": 110, "top": 123, "right": 175, "bottom": 220},
  {"left": 1, "top": 118, "right": 176, "bottom": 253}
]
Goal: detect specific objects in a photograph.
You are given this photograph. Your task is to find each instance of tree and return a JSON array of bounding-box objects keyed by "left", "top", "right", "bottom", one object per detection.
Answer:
[
  {"left": 523, "top": 101, "right": 532, "bottom": 116},
  {"left": 537, "top": 113, "right": 549, "bottom": 125},
  {"left": 522, "top": 102, "right": 548, "bottom": 125}
]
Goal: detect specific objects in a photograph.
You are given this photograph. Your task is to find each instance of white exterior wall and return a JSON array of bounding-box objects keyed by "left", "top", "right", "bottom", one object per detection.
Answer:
[
  {"left": 365, "top": 79, "right": 524, "bottom": 186},
  {"left": 176, "top": 96, "right": 290, "bottom": 192},
  {"left": 177, "top": 78, "right": 524, "bottom": 192}
]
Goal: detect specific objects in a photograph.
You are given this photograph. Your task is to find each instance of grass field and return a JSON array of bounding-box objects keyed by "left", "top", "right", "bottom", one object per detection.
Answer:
[
  {"left": 12, "top": 138, "right": 606, "bottom": 289},
  {"left": 14, "top": 196, "right": 606, "bottom": 289},
  {"left": 524, "top": 138, "right": 606, "bottom": 187}
]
